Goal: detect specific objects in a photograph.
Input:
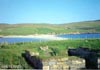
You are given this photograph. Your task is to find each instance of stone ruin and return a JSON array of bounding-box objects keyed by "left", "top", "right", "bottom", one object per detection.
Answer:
[
  {"left": 40, "top": 46, "right": 48, "bottom": 51},
  {"left": 68, "top": 47, "right": 99, "bottom": 69},
  {"left": 22, "top": 48, "right": 100, "bottom": 70}
]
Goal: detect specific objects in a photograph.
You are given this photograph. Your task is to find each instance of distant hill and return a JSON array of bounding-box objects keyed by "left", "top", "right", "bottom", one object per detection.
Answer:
[{"left": 0, "top": 20, "right": 100, "bottom": 35}]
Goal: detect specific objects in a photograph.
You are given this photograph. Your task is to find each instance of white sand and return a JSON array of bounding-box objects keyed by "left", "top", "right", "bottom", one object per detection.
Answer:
[{"left": 1, "top": 35, "right": 67, "bottom": 40}]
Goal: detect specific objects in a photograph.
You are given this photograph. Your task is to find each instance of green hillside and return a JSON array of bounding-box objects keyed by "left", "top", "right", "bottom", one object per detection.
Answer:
[{"left": 0, "top": 20, "right": 100, "bottom": 35}]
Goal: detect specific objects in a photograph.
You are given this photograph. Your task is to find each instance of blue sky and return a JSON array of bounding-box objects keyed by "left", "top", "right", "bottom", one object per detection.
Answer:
[{"left": 0, "top": 0, "right": 100, "bottom": 24}]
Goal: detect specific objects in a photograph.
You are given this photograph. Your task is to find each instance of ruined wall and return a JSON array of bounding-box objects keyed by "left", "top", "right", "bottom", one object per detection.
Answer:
[
  {"left": 22, "top": 51, "right": 100, "bottom": 70},
  {"left": 43, "top": 57, "right": 85, "bottom": 70}
]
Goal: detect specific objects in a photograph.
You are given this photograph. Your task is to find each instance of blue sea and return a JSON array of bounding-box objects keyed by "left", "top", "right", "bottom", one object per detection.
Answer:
[{"left": 0, "top": 33, "right": 100, "bottom": 43}]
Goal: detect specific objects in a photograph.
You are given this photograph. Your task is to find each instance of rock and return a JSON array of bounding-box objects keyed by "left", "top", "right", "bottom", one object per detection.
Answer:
[
  {"left": 43, "top": 61, "right": 49, "bottom": 66},
  {"left": 51, "top": 65, "right": 58, "bottom": 70},
  {"left": 57, "top": 65, "right": 63, "bottom": 70},
  {"left": 61, "top": 58, "right": 68, "bottom": 61},
  {"left": 63, "top": 65, "right": 69, "bottom": 70},
  {"left": 49, "top": 61, "right": 56, "bottom": 66},
  {"left": 43, "top": 66, "right": 49, "bottom": 70},
  {"left": 57, "top": 58, "right": 61, "bottom": 61},
  {"left": 72, "top": 60, "right": 83, "bottom": 64},
  {"left": 30, "top": 52, "right": 39, "bottom": 56},
  {"left": 57, "top": 62, "right": 64, "bottom": 65},
  {"left": 40, "top": 46, "right": 48, "bottom": 51}
]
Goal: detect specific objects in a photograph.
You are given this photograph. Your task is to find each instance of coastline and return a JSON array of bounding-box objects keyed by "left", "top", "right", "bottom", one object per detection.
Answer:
[{"left": 0, "top": 35, "right": 67, "bottom": 40}]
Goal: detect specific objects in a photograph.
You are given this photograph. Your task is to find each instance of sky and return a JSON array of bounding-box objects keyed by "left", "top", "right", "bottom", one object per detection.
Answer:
[{"left": 0, "top": 0, "right": 100, "bottom": 24}]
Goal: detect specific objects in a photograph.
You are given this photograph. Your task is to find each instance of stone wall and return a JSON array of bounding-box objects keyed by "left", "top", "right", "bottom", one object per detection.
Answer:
[
  {"left": 42, "top": 57, "right": 85, "bottom": 70},
  {"left": 22, "top": 51, "right": 100, "bottom": 70}
]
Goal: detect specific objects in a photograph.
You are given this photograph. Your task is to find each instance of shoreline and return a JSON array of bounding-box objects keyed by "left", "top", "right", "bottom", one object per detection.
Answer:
[
  {"left": 1, "top": 33, "right": 100, "bottom": 40},
  {"left": 0, "top": 35, "right": 68, "bottom": 40}
]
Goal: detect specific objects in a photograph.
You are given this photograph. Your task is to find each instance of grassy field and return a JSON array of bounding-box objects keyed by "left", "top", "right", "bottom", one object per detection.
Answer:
[
  {"left": 0, "top": 20, "right": 100, "bottom": 35},
  {"left": 0, "top": 39, "right": 100, "bottom": 68}
]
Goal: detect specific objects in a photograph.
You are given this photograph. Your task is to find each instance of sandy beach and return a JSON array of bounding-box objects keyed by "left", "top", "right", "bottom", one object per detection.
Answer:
[{"left": 1, "top": 35, "right": 67, "bottom": 40}]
